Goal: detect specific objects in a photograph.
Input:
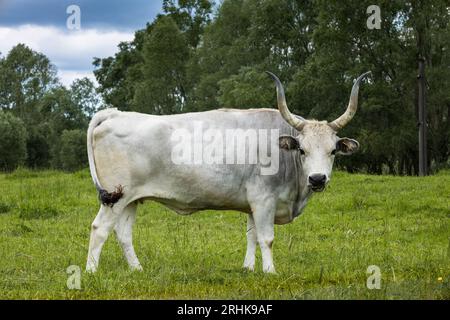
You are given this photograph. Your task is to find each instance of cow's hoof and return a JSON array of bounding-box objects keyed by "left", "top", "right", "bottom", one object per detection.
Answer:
[
  {"left": 85, "top": 266, "right": 97, "bottom": 273},
  {"left": 243, "top": 264, "right": 255, "bottom": 272},
  {"left": 263, "top": 266, "right": 276, "bottom": 274},
  {"left": 130, "top": 265, "right": 143, "bottom": 272}
]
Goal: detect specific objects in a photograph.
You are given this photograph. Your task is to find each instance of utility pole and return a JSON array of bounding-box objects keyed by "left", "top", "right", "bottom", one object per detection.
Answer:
[{"left": 417, "top": 58, "right": 427, "bottom": 176}]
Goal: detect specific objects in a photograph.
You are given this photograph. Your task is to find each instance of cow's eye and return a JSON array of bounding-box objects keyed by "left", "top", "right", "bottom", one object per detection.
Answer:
[
  {"left": 331, "top": 149, "right": 337, "bottom": 155},
  {"left": 299, "top": 148, "right": 305, "bottom": 155}
]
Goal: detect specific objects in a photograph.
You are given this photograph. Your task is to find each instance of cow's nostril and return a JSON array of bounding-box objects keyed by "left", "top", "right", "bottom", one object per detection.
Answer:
[{"left": 309, "top": 174, "right": 326, "bottom": 185}]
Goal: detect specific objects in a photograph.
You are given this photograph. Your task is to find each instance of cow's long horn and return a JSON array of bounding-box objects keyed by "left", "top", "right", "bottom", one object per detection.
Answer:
[
  {"left": 328, "top": 71, "right": 371, "bottom": 131},
  {"left": 266, "top": 71, "right": 305, "bottom": 131}
]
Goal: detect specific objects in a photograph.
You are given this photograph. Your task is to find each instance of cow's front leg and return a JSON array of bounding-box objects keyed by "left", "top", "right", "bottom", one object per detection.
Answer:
[
  {"left": 252, "top": 202, "right": 276, "bottom": 274},
  {"left": 114, "top": 202, "right": 142, "bottom": 271},
  {"left": 243, "top": 214, "right": 257, "bottom": 271}
]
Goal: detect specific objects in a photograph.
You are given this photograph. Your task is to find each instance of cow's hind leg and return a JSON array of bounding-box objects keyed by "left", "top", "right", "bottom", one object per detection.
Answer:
[
  {"left": 114, "top": 202, "right": 142, "bottom": 271},
  {"left": 86, "top": 204, "right": 123, "bottom": 273},
  {"left": 243, "top": 214, "right": 257, "bottom": 271}
]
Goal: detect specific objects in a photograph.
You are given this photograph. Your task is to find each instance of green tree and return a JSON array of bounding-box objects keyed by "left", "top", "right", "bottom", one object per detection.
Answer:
[
  {"left": 187, "top": 0, "right": 255, "bottom": 111},
  {"left": 218, "top": 67, "right": 273, "bottom": 108},
  {"left": 41, "top": 87, "right": 88, "bottom": 134},
  {"left": 37, "top": 87, "right": 88, "bottom": 168},
  {"left": 407, "top": 0, "right": 450, "bottom": 170},
  {"left": 93, "top": 36, "right": 145, "bottom": 111},
  {"left": 25, "top": 122, "right": 52, "bottom": 168},
  {"left": 0, "top": 44, "right": 59, "bottom": 169},
  {"left": 59, "top": 129, "right": 87, "bottom": 171},
  {"left": 162, "top": 0, "right": 213, "bottom": 48},
  {"left": 133, "top": 16, "right": 190, "bottom": 114},
  {"left": 70, "top": 77, "right": 101, "bottom": 119},
  {"left": 0, "top": 111, "right": 27, "bottom": 171},
  {"left": 0, "top": 44, "right": 58, "bottom": 119}
]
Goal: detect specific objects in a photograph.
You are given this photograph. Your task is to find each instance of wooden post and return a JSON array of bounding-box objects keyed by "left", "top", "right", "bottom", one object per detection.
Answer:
[{"left": 417, "top": 58, "right": 427, "bottom": 176}]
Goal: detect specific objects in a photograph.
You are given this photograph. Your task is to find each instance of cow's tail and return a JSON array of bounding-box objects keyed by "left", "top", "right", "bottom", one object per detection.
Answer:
[{"left": 87, "top": 108, "right": 124, "bottom": 207}]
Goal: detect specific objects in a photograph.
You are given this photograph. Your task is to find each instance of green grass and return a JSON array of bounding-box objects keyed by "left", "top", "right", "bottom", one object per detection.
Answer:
[{"left": 0, "top": 168, "right": 449, "bottom": 299}]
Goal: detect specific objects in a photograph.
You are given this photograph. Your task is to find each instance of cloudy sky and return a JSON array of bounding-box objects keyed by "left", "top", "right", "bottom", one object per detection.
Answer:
[{"left": 0, "top": 0, "right": 163, "bottom": 86}]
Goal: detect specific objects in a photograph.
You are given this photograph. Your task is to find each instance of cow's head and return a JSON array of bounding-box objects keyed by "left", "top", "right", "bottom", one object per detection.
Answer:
[{"left": 267, "top": 71, "right": 370, "bottom": 192}]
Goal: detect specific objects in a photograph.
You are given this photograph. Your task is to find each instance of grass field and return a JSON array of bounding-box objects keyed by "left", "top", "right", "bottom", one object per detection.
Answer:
[{"left": 0, "top": 168, "right": 448, "bottom": 299}]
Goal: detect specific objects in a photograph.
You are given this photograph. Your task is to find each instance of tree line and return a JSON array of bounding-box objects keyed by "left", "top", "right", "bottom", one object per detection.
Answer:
[
  {"left": 1, "top": 0, "right": 449, "bottom": 174},
  {"left": 0, "top": 44, "right": 100, "bottom": 171}
]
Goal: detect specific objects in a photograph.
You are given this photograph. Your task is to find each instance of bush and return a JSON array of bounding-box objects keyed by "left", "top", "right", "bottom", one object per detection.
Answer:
[
  {"left": 59, "top": 129, "right": 87, "bottom": 171},
  {"left": 26, "top": 123, "right": 52, "bottom": 169},
  {"left": 0, "top": 111, "right": 27, "bottom": 171}
]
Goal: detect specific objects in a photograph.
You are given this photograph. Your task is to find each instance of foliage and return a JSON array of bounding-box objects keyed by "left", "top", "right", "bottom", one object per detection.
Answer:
[
  {"left": 0, "top": 111, "right": 27, "bottom": 171},
  {"left": 218, "top": 67, "right": 273, "bottom": 108},
  {"left": 0, "top": 43, "right": 58, "bottom": 115},
  {"left": 59, "top": 129, "right": 88, "bottom": 172},
  {"left": 132, "top": 15, "right": 190, "bottom": 114},
  {"left": 162, "top": 0, "right": 213, "bottom": 48},
  {"left": 70, "top": 77, "right": 101, "bottom": 119},
  {"left": 0, "top": 44, "right": 99, "bottom": 170}
]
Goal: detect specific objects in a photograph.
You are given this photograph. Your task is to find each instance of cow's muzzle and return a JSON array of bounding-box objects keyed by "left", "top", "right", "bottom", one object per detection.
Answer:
[{"left": 308, "top": 174, "right": 327, "bottom": 192}]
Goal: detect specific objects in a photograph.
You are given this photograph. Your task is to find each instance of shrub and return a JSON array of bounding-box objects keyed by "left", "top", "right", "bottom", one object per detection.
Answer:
[
  {"left": 26, "top": 123, "right": 52, "bottom": 169},
  {"left": 0, "top": 111, "right": 27, "bottom": 171},
  {"left": 59, "top": 129, "right": 88, "bottom": 171}
]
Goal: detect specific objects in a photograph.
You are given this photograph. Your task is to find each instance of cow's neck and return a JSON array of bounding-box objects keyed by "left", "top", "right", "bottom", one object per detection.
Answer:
[{"left": 290, "top": 153, "right": 312, "bottom": 219}]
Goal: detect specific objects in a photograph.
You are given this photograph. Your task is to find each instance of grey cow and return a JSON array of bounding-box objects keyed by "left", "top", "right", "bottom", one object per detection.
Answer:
[{"left": 86, "top": 71, "right": 370, "bottom": 273}]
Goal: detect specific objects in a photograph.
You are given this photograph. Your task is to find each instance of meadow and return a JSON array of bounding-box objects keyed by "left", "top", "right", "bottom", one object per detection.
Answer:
[{"left": 0, "top": 168, "right": 448, "bottom": 299}]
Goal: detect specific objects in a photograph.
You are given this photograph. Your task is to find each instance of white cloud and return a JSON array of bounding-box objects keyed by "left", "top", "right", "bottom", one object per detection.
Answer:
[
  {"left": 0, "top": 24, "right": 134, "bottom": 86},
  {"left": 58, "top": 70, "right": 97, "bottom": 87}
]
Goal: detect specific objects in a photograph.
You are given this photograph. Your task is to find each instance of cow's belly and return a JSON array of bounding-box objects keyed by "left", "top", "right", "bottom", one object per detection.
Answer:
[
  {"left": 131, "top": 166, "right": 253, "bottom": 214},
  {"left": 147, "top": 197, "right": 252, "bottom": 215}
]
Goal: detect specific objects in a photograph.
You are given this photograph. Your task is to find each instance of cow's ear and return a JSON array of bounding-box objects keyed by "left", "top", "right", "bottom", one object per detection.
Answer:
[
  {"left": 336, "top": 138, "right": 360, "bottom": 155},
  {"left": 279, "top": 135, "right": 299, "bottom": 151}
]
